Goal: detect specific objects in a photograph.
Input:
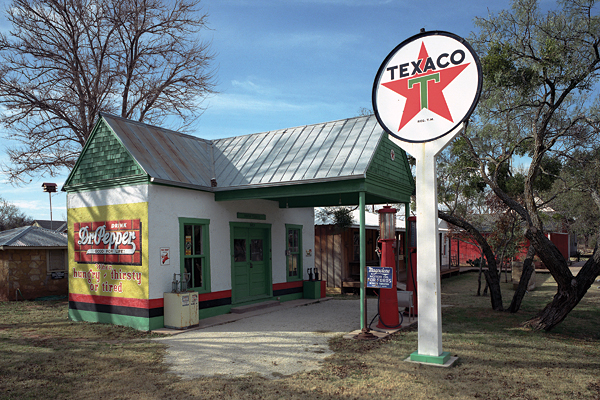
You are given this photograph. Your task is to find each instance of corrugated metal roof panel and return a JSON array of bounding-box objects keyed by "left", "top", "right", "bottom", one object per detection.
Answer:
[
  {"left": 247, "top": 131, "right": 289, "bottom": 184},
  {"left": 339, "top": 117, "right": 380, "bottom": 176},
  {"left": 102, "top": 114, "right": 213, "bottom": 188},
  {"left": 313, "top": 119, "right": 352, "bottom": 180},
  {"left": 0, "top": 226, "right": 67, "bottom": 248},
  {"left": 268, "top": 126, "right": 309, "bottom": 184},
  {"left": 279, "top": 125, "right": 317, "bottom": 182},
  {"left": 348, "top": 118, "right": 383, "bottom": 175},
  {"left": 94, "top": 114, "right": 387, "bottom": 191},
  {"left": 297, "top": 121, "right": 337, "bottom": 181},
  {"left": 256, "top": 129, "right": 300, "bottom": 184}
]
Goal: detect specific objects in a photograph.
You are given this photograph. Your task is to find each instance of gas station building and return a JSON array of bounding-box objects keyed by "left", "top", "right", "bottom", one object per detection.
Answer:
[{"left": 64, "top": 113, "right": 415, "bottom": 330}]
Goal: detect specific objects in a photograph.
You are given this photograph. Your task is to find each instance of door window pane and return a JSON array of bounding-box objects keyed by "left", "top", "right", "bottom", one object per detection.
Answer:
[
  {"left": 234, "top": 239, "right": 246, "bottom": 262},
  {"left": 251, "top": 239, "right": 263, "bottom": 261}
]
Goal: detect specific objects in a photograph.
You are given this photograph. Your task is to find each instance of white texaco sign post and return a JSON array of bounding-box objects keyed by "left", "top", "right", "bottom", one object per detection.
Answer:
[{"left": 373, "top": 30, "right": 482, "bottom": 365}]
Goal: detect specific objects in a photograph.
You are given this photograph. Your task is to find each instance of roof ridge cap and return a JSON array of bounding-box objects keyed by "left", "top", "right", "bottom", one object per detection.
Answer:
[
  {"left": 4, "top": 225, "right": 34, "bottom": 245},
  {"left": 100, "top": 112, "right": 212, "bottom": 144}
]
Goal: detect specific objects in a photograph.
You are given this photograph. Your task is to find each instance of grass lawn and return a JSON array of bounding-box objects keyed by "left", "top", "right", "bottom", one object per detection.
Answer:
[{"left": 1, "top": 272, "right": 599, "bottom": 400}]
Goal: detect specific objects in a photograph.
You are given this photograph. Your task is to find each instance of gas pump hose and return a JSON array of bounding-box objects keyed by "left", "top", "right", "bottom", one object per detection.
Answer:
[{"left": 368, "top": 290, "right": 404, "bottom": 330}]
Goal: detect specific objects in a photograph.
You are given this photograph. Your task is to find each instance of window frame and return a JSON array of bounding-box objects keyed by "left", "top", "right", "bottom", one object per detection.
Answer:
[
  {"left": 46, "top": 249, "right": 67, "bottom": 273},
  {"left": 285, "top": 224, "right": 303, "bottom": 282},
  {"left": 179, "top": 218, "right": 211, "bottom": 294}
]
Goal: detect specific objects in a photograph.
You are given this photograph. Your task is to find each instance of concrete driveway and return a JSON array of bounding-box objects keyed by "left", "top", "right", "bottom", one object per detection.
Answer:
[{"left": 154, "top": 298, "right": 384, "bottom": 379}]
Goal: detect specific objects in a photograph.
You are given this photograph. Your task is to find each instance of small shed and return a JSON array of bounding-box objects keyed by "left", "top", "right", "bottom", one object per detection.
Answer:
[
  {"left": 33, "top": 220, "right": 68, "bottom": 233},
  {"left": 316, "top": 212, "right": 457, "bottom": 293},
  {"left": 63, "top": 113, "right": 415, "bottom": 330},
  {"left": 0, "top": 226, "right": 68, "bottom": 301}
]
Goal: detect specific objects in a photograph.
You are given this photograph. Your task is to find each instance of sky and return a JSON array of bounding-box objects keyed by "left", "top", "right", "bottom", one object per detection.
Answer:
[{"left": 0, "top": 0, "right": 526, "bottom": 221}]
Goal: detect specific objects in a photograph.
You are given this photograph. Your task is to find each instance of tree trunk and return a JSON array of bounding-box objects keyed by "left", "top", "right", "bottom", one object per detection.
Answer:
[
  {"left": 507, "top": 245, "right": 536, "bottom": 313},
  {"left": 439, "top": 210, "right": 503, "bottom": 310},
  {"left": 523, "top": 239, "right": 600, "bottom": 330},
  {"left": 477, "top": 249, "right": 484, "bottom": 296}
]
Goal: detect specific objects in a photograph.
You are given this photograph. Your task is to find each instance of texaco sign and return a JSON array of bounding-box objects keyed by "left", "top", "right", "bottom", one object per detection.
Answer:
[{"left": 372, "top": 31, "right": 482, "bottom": 143}]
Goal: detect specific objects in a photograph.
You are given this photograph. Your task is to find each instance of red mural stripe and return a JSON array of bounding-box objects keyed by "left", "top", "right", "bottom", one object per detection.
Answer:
[{"left": 69, "top": 293, "right": 163, "bottom": 309}]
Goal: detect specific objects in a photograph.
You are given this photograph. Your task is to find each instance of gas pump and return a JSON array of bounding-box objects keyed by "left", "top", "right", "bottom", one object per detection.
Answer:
[
  {"left": 407, "top": 216, "right": 418, "bottom": 315},
  {"left": 376, "top": 206, "right": 400, "bottom": 328}
]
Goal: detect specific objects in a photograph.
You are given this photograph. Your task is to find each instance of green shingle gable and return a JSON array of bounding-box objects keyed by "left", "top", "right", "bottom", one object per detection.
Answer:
[
  {"left": 365, "top": 135, "right": 415, "bottom": 202},
  {"left": 64, "top": 118, "right": 147, "bottom": 190}
]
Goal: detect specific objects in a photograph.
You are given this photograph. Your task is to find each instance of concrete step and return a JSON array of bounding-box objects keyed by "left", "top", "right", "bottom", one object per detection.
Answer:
[{"left": 230, "top": 300, "right": 281, "bottom": 314}]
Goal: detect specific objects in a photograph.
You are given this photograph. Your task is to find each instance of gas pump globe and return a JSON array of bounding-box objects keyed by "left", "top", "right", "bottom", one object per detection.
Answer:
[
  {"left": 377, "top": 206, "right": 400, "bottom": 328},
  {"left": 379, "top": 206, "right": 396, "bottom": 240}
]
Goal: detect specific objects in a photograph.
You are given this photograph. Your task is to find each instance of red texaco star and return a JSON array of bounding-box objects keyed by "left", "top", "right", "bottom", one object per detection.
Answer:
[{"left": 382, "top": 42, "right": 469, "bottom": 132}]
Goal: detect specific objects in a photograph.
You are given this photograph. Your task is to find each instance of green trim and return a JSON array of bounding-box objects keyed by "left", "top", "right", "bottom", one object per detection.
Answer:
[
  {"left": 237, "top": 212, "right": 267, "bottom": 220},
  {"left": 179, "top": 218, "right": 211, "bottom": 294},
  {"left": 147, "top": 179, "right": 213, "bottom": 193},
  {"left": 278, "top": 292, "right": 303, "bottom": 302},
  {"left": 285, "top": 224, "right": 303, "bottom": 282},
  {"left": 303, "top": 280, "right": 321, "bottom": 299},
  {"left": 229, "top": 222, "right": 273, "bottom": 305},
  {"left": 216, "top": 179, "right": 367, "bottom": 202},
  {"left": 64, "top": 117, "right": 147, "bottom": 190},
  {"left": 64, "top": 175, "right": 150, "bottom": 193},
  {"left": 68, "top": 309, "right": 162, "bottom": 331},
  {"left": 216, "top": 178, "right": 412, "bottom": 208},
  {"left": 199, "top": 304, "right": 231, "bottom": 320},
  {"left": 409, "top": 351, "right": 452, "bottom": 365}
]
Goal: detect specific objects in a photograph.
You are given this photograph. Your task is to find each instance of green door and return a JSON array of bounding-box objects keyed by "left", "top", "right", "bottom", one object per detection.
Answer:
[{"left": 232, "top": 225, "right": 271, "bottom": 304}]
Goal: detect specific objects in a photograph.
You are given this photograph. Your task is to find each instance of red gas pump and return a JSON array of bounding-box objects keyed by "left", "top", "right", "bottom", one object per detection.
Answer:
[
  {"left": 406, "top": 216, "right": 418, "bottom": 315},
  {"left": 376, "top": 206, "right": 400, "bottom": 328}
]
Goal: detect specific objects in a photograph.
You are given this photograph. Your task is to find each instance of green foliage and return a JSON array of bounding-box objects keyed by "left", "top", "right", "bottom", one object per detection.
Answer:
[
  {"left": 466, "top": 258, "right": 487, "bottom": 268},
  {"left": 487, "top": 156, "right": 561, "bottom": 197},
  {"left": 482, "top": 42, "right": 540, "bottom": 95},
  {"left": 316, "top": 207, "right": 355, "bottom": 230}
]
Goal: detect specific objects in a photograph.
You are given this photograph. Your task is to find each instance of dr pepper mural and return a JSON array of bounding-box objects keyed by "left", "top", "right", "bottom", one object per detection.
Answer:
[{"left": 68, "top": 202, "right": 153, "bottom": 330}]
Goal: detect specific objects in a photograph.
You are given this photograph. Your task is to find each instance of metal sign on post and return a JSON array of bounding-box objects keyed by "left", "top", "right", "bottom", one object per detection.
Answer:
[
  {"left": 367, "top": 266, "right": 394, "bottom": 289},
  {"left": 372, "top": 30, "right": 482, "bottom": 365}
]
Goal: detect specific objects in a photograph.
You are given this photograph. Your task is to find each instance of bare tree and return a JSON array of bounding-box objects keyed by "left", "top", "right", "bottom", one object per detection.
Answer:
[
  {"left": 0, "top": 196, "right": 33, "bottom": 231},
  {"left": 0, "top": 0, "right": 216, "bottom": 182}
]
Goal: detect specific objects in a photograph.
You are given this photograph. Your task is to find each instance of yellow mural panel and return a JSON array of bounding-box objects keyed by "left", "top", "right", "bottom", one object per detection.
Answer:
[{"left": 68, "top": 202, "right": 149, "bottom": 299}]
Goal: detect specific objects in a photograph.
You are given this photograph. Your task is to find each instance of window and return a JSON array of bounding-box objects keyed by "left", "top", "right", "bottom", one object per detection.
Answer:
[
  {"left": 47, "top": 249, "right": 67, "bottom": 272},
  {"left": 179, "top": 218, "right": 210, "bottom": 293},
  {"left": 286, "top": 224, "right": 302, "bottom": 281},
  {"left": 353, "top": 232, "right": 360, "bottom": 262}
]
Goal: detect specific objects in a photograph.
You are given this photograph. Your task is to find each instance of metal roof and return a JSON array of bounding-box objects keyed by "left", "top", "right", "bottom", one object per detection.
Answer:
[
  {"left": 100, "top": 113, "right": 385, "bottom": 191},
  {"left": 33, "top": 220, "right": 68, "bottom": 232},
  {"left": 212, "top": 115, "right": 382, "bottom": 189},
  {"left": 0, "top": 226, "right": 67, "bottom": 248},
  {"left": 102, "top": 114, "right": 215, "bottom": 188}
]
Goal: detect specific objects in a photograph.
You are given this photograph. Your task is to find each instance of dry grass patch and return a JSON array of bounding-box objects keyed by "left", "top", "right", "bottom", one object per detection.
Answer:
[{"left": 1, "top": 272, "right": 600, "bottom": 399}]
